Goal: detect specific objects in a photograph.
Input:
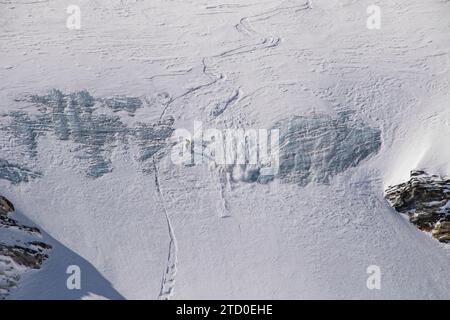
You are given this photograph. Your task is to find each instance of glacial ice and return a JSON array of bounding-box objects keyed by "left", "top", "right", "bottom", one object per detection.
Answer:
[
  {"left": 274, "top": 112, "right": 382, "bottom": 186},
  {"left": 210, "top": 112, "right": 381, "bottom": 186},
  {"left": 0, "top": 90, "right": 174, "bottom": 179},
  {"left": 0, "top": 159, "right": 41, "bottom": 184}
]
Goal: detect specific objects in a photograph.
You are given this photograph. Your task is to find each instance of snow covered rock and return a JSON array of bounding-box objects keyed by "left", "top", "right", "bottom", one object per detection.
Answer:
[
  {"left": 385, "top": 171, "right": 450, "bottom": 243},
  {"left": 0, "top": 195, "right": 52, "bottom": 299}
]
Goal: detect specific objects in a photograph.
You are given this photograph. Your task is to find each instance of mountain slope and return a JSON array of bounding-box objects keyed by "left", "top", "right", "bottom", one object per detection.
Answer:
[{"left": 0, "top": 0, "right": 449, "bottom": 299}]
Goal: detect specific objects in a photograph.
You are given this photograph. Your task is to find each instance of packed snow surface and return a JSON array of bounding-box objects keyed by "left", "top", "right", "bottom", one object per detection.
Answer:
[{"left": 0, "top": 0, "right": 449, "bottom": 299}]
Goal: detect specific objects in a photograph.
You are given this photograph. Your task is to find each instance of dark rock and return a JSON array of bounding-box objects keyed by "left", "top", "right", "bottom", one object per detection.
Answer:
[
  {"left": 0, "top": 244, "right": 49, "bottom": 269},
  {"left": 385, "top": 170, "right": 450, "bottom": 243},
  {"left": 432, "top": 221, "right": 450, "bottom": 242},
  {"left": 0, "top": 195, "right": 51, "bottom": 299},
  {"left": 0, "top": 196, "right": 14, "bottom": 216}
]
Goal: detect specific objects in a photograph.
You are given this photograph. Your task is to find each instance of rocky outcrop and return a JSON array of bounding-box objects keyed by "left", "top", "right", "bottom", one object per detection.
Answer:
[
  {"left": 0, "top": 195, "right": 52, "bottom": 299},
  {"left": 0, "top": 196, "right": 14, "bottom": 215},
  {"left": 385, "top": 170, "right": 450, "bottom": 243},
  {"left": 432, "top": 221, "right": 450, "bottom": 242}
]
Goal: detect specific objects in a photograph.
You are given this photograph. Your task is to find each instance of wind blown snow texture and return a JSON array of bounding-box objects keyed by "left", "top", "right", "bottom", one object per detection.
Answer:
[{"left": 0, "top": 0, "right": 449, "bottom": 300}]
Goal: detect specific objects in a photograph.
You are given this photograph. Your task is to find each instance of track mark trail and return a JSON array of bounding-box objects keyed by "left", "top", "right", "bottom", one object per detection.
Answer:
[
  {"left": 154, "top": 159, "right": 178, "bottom": 300},
  {"left": 159, "top": 58, "right": 225, "bottom": 120},
  {"left": 229, "top": 2, "right": 311, "bottom": 58}
]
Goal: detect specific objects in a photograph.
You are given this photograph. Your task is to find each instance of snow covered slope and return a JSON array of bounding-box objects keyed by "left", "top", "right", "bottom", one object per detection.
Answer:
[{"left": 0, "top": 0, "right": 449, "bottom": 299}]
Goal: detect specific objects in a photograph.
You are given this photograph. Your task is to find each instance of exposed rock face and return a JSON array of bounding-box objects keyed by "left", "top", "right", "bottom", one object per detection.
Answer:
[
  {"left": 0, "top": 196, "right": 14, "bottom": 215},
  {"left": 0, "top": 195, "right": 52, "bottom": 299},
  {"left": 432, "top": 221, "right": 450, "bottom": 242},
  {"left": 385, "top": 170, "right": 450, "bottom": 243}
]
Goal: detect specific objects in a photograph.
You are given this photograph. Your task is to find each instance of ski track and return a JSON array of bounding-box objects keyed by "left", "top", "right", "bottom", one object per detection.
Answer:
[
  {"left": 157, "top": 3, "right": 291, "bottom": 223},
  {"left": 155, "top": 3, "right": 295, "bottom": 290},
  {"left": 159, "top": 58, "right": 225, "bottom": 120},
  {"left": 153, "top": 158, "right": 178, "bottom": 300}
]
